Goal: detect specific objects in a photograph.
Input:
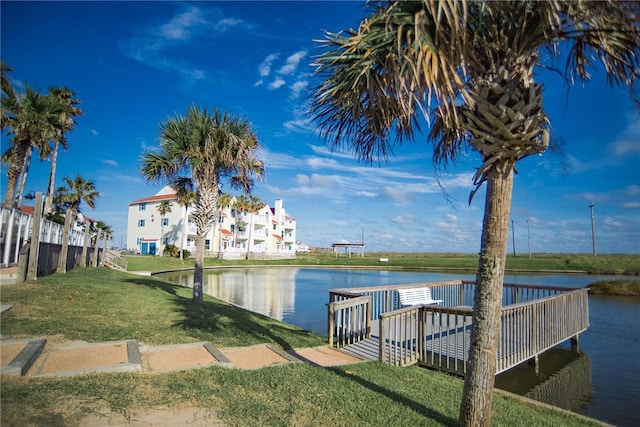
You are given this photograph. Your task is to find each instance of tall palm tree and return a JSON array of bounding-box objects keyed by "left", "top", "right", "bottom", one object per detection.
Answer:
[
  {"left": 173, "top": 176, "right": 196, "bottom": 260},
  {"left": 310, "top": 1, "right": 639, "bottom": 425},
  {"left": 2, "top": 86, "right": 63, "bottom": 207},
  {"left": 140, "top": 106, "right": 264, "bottom": 303},
  {"left": 43, "top": 86, "right": 83, "bottom": 214},
  {"left": 156, "top": 199, "right": 173, "bottom": 256}
]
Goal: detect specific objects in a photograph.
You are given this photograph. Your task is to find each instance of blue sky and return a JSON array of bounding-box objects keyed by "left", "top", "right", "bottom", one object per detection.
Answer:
[{"left": 2, "top": 1, "right": 639, "bottom": 254}]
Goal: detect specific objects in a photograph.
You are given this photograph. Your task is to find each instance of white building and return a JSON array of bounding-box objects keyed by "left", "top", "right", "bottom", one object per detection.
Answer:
[{"left": 126, "top": 186, "right": 297, "bottom": 259}]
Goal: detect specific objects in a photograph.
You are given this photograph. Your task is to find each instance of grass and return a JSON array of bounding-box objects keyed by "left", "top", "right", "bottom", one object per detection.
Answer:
[
  {"left": 0, "top": 267, "right": 324, "bottom": 348},
  {"left": 587, "top": 279, "right": 640, "bottom": 296},
  {"left": 0, "top": 265, "right": 606, "bottom": 426},
  {"left": 123, "top": 252, "right": 640, "bottom": 275},
  {"left": 0, "top": 363, "right": 599, "bottom": 427}
]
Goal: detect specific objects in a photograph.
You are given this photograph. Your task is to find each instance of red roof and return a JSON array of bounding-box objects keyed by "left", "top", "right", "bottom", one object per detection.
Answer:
[
  {"left": 220, "top": 229, "right": 233, "bottom": 236},
  {"left": 20, "top": 206, "right": 34, "bottom": 215},
  {"left": 130, "top": 193, "right": 177, "bottom": 204},
  {"left": 273, "top": 234, "right": 282, "bottom": 240}
]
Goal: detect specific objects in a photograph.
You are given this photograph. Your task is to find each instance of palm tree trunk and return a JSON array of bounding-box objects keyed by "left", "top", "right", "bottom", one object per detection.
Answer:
[
  {"left": 4, "top": 167, "right": 19, "bottom": 206},
  {"left": 15, "top": 146, "right": 33, "bottom": 208},
  {"left": 193, "top": 233, "right": 205, "bottom": 303},
  {"left": 459, "top": 161, "right": 514, "bottom": 427},
  {"left": 180, "top": 204, "right": 187, "bottom": 260},
  {"left": 44, "top": 141, "right": 59, "bottom": 214}
]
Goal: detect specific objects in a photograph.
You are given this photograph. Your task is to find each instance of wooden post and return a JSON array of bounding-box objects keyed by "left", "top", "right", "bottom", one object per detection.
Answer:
[
  {"left": 81, "top": 225, "right": 90, "bottom": 267},
  {"left": 365, "top": 296, "right": 371, "bottom": 339},
  {"left": 571, "top": 334, "right": 579, "bottom": 351},
  {"left": 26, "top": 193, "right": 43, "bottom": 281},
  {"left": 91, "top": 230, "right": 100, "bottom": 267},
  {"left": 379, "top": 316, "right": 386, "bottom": 362},
  {"left": 327, "top": 303, "right": 335, "bottom": 347},
  {"left": 57, "top": 210, "right": 72, "bottom": 273}
]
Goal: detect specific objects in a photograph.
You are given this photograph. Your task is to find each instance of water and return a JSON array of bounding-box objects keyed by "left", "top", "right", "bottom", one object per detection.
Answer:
[{"left": 158, "top": 267, "right": 640, "bottom": 426}]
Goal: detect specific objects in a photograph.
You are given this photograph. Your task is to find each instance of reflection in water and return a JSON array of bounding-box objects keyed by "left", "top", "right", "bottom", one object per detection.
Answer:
[
  {"left": 163, "top": 268, "right": 298, "bottom": 321},
  {"left": 495, "top": 347, "right": 593, "bottom": 412},
  {"left": 157, "top": 268, "right": 640, "bottom": 427}
]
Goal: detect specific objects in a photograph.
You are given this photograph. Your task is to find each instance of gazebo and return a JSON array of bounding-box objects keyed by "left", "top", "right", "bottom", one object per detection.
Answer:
[{"left": 331, "top": 242, "right": 365, "bottom": 258}]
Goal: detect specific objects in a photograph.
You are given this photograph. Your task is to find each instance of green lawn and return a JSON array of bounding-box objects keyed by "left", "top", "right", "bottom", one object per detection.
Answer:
[
  {"left": 123, "top": 252, "right": 640, "bottom": 275},
  {"left": 0, "top": 266, "right": 605, "bottom": 426}
]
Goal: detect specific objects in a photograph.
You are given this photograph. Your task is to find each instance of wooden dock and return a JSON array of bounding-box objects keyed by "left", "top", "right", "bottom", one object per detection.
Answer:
[{"left": 328, "top": 281, "right": 589, "bottom": 376}]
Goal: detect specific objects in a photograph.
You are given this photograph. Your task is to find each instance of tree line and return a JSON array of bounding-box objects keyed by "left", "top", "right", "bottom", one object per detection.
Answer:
[{"left": 1, "top": 62, "right": 110, "bottom": 236}]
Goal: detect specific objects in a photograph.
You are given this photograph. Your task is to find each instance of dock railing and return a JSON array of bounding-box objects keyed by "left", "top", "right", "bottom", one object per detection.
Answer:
[{"left": 329, "top": 280, "right": 589, "bottom": 376}]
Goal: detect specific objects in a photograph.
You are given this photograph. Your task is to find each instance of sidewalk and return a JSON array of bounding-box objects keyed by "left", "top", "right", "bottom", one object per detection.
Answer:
[{"left": 0, "top": 335, "right": 366, "bottom": 378}]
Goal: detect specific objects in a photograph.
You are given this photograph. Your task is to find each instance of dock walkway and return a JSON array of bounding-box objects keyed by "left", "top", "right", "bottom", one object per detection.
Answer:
[{"left": 329, "top": 280, "right": 589, "bottom": 376}]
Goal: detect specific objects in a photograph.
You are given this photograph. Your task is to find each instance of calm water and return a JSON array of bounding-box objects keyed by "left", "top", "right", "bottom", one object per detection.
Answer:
[{"left": 159, "top": 268, "right": 640, "bottom": 426}]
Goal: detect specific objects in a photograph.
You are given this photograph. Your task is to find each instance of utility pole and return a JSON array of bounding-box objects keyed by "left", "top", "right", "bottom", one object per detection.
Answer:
[
  {"left": 527, "top": 220, "right": 531, "bottom": 259},
  {"left": 589, "top": 202, "right": 597, "bottom": 257},
  {"left": 511, "top": 220, "right": 516, "bottom": 256}
]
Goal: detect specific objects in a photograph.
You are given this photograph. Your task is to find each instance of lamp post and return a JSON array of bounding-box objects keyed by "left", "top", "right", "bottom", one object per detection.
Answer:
[
  {"left": 527, "top": 220, "right": 531, "bottom": 259},
  {"left": 511, "top": 220, "right": 516, "bottom": 257},
  {"left": 589, "top": 202, "right": 597, "bottom": 257}
]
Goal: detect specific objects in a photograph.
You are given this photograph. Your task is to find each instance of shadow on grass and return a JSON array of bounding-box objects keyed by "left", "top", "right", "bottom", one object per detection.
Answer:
[
  {"left": 124, "top": 276, "right": 319, "bottom": 350},
  {"left": 327, "top": 365, "right": 457, "bottom": 426}
]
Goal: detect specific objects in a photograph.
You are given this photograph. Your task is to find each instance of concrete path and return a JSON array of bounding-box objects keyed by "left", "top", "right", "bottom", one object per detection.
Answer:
[{"left": 0, "top": 336, "right": 366, "bottom": 377}]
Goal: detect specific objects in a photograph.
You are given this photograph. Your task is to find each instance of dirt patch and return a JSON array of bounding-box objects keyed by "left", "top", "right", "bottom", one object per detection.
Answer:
[
  {"left": 78, "top": 405, "right": 225, "bottom": 426},
  {"left": 0, "top": 342, "right": 26, "bottom": 365},
  {"left": 35, "top": 341, "right": 129, "bottom": 375},
  {"left": 289, "top": 346, "right": 365, "bottom": 367},
  {"left": 220, "top": 344, "right": 291, "bottom": 369},
  {"left": 141, "top": 343, "right": 219, "bottom": 373}
]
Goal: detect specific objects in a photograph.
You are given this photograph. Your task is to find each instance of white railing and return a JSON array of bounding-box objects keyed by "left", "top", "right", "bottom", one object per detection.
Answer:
[{"left": 329, "top": 281, "right": 589, "bottom": 376}]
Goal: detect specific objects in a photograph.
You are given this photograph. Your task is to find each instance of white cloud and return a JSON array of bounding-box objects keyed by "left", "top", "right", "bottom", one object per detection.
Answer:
[
  {"left": 277, "top": 50, "right": 307, "bottom": 75},
  {"left": 283, "top": 119, "right": 311, "bottom": 133},
  {"left": 610, "top": 115, "right": 640, "bottom": 156},
  {"left": 383, "top": 186, "right": 411, "bottom": 203},
  {"left": 259, "top": 53, "right": 279, "bottom": 77},
  {"left": 290, "top": 80, "right": 309, "bottom": 98},
  {"left": 393, "top": 214, "right": 416, "bottom": 224},
  {"left": 622, "top": 201, "right": 640, "bottom": 209},
  {"left": 90, "top": 129, "right": 98, "bottom": 136},
  {"left": 103, "top": 159, "right": 118, "bottom": 167},
  {"left": 269, "top": 77, "right": 286, "bottom": 89},
  {"left": 216, "top": 17, "right": 243, "bottom": 31},
  {"left": 160, "top": 7, "right": 206, "bottom": 40}
]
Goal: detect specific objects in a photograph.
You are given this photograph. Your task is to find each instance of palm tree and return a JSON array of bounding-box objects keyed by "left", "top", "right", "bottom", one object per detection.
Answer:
[
  {"left": 2, "top": 86, "right": 63, "bottom": 207},
  {"left": 173, "top": 176, "right": 196, "bottom": 260},
  {"left": 156, "top": 199, "right": 173, "bottom": 256},
  {"left": 140, "top": 106, "right": 264, "bottom": 303},
  {"left": 310, "top": 1, "right": 639, "bottom": 425},
  {"left": 56, "top": 175, "right": 99, "bottom": 218},
  {"left": 43, "top": 86, "right": 82, "bottom": 214}
]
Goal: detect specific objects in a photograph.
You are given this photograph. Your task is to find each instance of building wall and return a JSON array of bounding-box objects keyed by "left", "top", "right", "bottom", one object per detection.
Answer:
[{"left": 126, "top": 186, "right": 296, "bottom": 258}]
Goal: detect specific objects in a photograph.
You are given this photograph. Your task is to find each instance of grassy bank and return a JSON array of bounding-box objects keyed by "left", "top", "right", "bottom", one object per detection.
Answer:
[
  {"left": 588, "top": 280, "right": 640, "bottom": 296},
  {"left": 0, "top": 267, "right": 600, "bottom": 426},
  {"left": 123, "top": 252, "right": 640, "bottom": 275}
]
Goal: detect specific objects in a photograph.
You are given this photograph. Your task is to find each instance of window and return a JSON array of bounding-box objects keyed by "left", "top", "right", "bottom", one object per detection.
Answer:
[
  {"left": 205, "top": 239, "right": 210, "bottom": 250},
  {"left": 139, "top": 203, "right": 146, "bottom": 211},
  {"left": 136, "top": 238, "right": 142, "bottom": 245},
  {"left": 230, "top": 224, "right": 235, "bottom": 232},
  {"left": 164, "top": 237, "right": 169, "bottom": 245},
  {"left": 273, "top": 224, "right": 277, "bottom": 230},
  {"left": 138, "top": 219, "right": 145, "bottom": 227},
  {"left": 162, "top": 218, "right": 169, "bottom": 226}
]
